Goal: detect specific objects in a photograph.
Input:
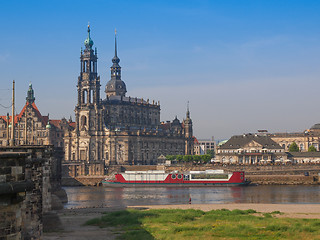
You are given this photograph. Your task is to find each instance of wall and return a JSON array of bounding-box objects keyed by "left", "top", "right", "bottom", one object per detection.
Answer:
[{"left": 0, "top": 146, "right": 65, "bottom": 239}]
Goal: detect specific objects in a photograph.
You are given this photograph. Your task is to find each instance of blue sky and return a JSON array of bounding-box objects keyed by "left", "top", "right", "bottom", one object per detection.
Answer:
[{"left": 1, "top": 0, "right": 320, "bottom": 139}]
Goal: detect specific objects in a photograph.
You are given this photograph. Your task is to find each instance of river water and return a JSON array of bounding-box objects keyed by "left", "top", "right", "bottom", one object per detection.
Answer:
[{"left": 63, "top": 185, "right": 320, "bottom": 209}]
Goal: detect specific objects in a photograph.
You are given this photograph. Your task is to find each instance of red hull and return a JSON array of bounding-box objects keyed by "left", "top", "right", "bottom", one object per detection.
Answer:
[{"left": 102, "top": 171, "right": 248, "bottom": 186}]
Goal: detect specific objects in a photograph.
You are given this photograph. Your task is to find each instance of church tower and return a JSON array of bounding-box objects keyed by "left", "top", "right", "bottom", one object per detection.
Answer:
[
  {"left": 75, "top": 25, "right": 102, "bottom": 135},
  {"left": 105, "top": 30, "right": 127, "bottom": 98},
  {"left": 184, "top": 102, "right": 194, "bottom": 155}
]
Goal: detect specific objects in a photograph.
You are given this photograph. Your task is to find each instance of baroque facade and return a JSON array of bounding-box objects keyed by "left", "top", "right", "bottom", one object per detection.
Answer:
[
  {"left": 63, "top": 26, "right": 194, "bottom": 175},
  {"left": 0, "top": 84, "right": 73, "bottom": 147},
  {"left": 216, "top": 134, "right": 287, "bottom": 164},
  {"left": 269, "top": 124, "right": 320, "bottom": 152}
]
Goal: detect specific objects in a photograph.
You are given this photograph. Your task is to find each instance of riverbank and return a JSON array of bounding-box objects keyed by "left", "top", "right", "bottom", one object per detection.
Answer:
[{"left": 43, "top": 203, "right": 320, "bottom": 239}]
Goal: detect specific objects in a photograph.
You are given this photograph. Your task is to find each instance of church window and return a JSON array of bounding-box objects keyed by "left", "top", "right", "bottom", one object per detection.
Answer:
[
  {"left": 90, "top": 89, "right": 94, "bottom": 104},
  {"left": 81, "top": 115, "right": 87, "bottom": 128},
  {"left": 84, "top": 61, "right": 87, "bottom": 72},
  {"left": 83, "top": 90, "right": 88, "bottom": 104},
  {"left": 80, "top": 150, "right": 86, "bottom": 160}
]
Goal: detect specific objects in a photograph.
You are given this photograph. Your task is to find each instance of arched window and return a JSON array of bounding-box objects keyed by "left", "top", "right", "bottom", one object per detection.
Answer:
[
  {"left": 84, "top": 61, "right": 87, "bottom": 72},
  {"left": 90, "top": 89, "right": 94, "bottom": 104},
  {"left": 83, "top": 90, "right": 88, "bottom": 104},
  {"left": 81, "top": 115, "right": 87, "bottom": 128},
  {"left": 300, "top": 144, "right": 304, "bottom": 151}
]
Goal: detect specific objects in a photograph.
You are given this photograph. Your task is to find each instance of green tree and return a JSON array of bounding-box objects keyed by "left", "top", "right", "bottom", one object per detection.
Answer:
[
  {"left": 183, "top": 155, "right": 192, "bottom": 162},
  {"left": 166, "top": 155, "right": 175, "bottom": 160},
  {"left": 206, "top": 149, "right": 215, "bottom": 158},
  {"left": 176, "top": 155, "right": 183, "bottom": 161},
  {"left": 201, "top": 154, "right": 211, "bottom": 163},
  {"left": 193, "top": 155, "right": 202, "bottom": 162},
  {"left": 288, "top": 142, "right": 299, "bottom": 152},
  {"left": 308, "top": 145, "right": 317, "bottom": 152}
]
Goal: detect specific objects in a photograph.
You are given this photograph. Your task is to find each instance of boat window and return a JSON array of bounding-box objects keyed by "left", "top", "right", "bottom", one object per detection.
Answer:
[
  {"left": 177, "top": 174, "right": 182, "bottom": 179},
  {"left": 191, "top": 174, "right": 229, "bottom": 180},
  {"left": 171, "top": 174, "right": 176, "bottom": 179}
]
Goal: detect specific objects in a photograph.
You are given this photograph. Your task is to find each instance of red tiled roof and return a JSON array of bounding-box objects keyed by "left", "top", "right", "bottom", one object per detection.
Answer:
[
  {"left": 0, "top": 102, "right": 47, "bottom": 126},
  {"left": 49, "top": 120, "right": 61, "bottom": 128}
]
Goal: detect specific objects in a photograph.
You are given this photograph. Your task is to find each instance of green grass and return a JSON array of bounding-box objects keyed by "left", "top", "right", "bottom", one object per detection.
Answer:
[{"left": 86, "top": 208, "right": 320, "bottom": 240}]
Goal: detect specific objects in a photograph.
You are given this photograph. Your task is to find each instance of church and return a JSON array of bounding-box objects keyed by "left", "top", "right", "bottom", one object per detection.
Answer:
[{"left": 63, "top": 26, "right": 194, "bottom": 175}]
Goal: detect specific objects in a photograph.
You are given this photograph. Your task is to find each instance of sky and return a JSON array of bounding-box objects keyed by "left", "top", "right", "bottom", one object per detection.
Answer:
[{"left": 1, "top": 0, "right": 320, "bottom": 140}]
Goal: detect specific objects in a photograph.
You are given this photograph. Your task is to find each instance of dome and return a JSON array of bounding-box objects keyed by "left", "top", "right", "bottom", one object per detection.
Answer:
[
  {"left": 84, "top": 37, "right": 93, "bottom": 49},
  {"left": 46, "top": 122, "right": 51, "bottom": 129},
  {"left": 84, "top": 25, "right": 94, "bottom": 49},
  {"left": 310, "top": 123, "right": 320, "bottom": 130},
  {"left": 105, "top": 79, "right": 127, "bottom": 96}
]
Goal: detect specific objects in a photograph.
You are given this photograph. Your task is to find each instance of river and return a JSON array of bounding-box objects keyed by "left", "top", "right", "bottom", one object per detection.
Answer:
[{"left": 63, "top": 185, "right": 320, "bottom": 209}]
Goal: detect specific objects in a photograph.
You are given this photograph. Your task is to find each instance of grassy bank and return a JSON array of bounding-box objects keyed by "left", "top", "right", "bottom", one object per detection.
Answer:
[{"left": 86, "top": 208, "right": 320, "bottom": 239}]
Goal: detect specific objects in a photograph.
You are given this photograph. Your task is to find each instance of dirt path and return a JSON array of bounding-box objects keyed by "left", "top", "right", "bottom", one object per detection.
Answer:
[{"left": 43, "top": 208, "right": 124, "bottom": 240}]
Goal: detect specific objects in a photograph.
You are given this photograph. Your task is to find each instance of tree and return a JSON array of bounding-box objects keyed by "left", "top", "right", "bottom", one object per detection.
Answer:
[
  {"left": 206, "top": 149, "right": 215, "bottom": 158},
  {"left": 193, "top": 155, "right": 202, "bottom": 163},
  {"left": 183, "top": 155, "right": 192, "bottom": 162},
  {"left": 308, "top": 145, "right": 317, "bottom": 152},
  {"left": 176, "top": 155, "right": 183, "bottom": 161},
  {"left": 166, "top": 155, "right": 175, "bottom": 160},
  {"left": 288, "top": 142, "right": 299, "bottom": 152},
  {"left": 201, "top": 154, "right": 211, "bottom": 163}
]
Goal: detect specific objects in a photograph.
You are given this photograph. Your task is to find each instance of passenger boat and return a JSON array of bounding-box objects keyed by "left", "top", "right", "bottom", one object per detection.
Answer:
[{"left": 102, "top": 169, "right": 250, "bottom": 187}]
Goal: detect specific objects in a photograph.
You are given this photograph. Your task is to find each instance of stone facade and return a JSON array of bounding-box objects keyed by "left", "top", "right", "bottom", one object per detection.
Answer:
[
  {"left": 0, "top": 84, "right": 75, "bottom": 148},
  {"left": 270, "top": 127, "right": 320, "bottom": 152},
  {"left": 63, "top": 26, "right": 194, "bottom": 176},
  {"left": 0, "top": 146, "right": 63, "bottom": 239},
  {"left": 216, "top": 134, "right": 287, "bottom": 164}
]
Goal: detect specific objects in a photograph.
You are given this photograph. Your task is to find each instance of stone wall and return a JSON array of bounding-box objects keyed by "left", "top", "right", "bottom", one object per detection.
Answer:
[
  {"left": 0, "top": 152, "right": 32, "bottom": 240},
  {"left": 0, "top": 146, "right": 65, "bottom": 239}
]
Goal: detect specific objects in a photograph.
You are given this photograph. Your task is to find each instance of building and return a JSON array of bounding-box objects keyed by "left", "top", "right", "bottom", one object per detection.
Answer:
[
  {"left": 270, "top": 124, "right": 320, "bottom": 152},
  {"left": 216, "top": 134, "right": 287, "bottom": 164},
  {"left": 0, "top": 84, "right": 74, "bottom": 147},
  {"left": 194, "top": 138, "right": 215, "bottom": 155},
  {"left": 63, "top": 26, "right": 194, "bottom": 175}
]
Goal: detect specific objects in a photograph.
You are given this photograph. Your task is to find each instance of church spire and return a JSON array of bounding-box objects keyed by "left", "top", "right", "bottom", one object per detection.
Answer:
[
  {"left": 84, "top": 24, "right": 94, "bottom": 50},
  {"left": 112, "top": 29, "right": 120, "bottom": 66},
  {"left": 26, "top": 83, "right": 35, "bottom": 104},
  {"left": 105, "top": 29, "right": 127, "bottom": 98},
  {"left": 115, "top": 29, "right": 118, "bottom": 57},
  {"left": 186, "top": 101, "right": 190, "bottom": 119}
]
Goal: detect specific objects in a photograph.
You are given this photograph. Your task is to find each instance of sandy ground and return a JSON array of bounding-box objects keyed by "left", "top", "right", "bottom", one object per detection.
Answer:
[
  {"left": 43, "top": 204, "right": 320, "bottom": 239},
  {"left": 129, "top": 203, "right": 320, "bottom": 219},
  {"left": 43, "top": 207, "right": 125, "bottom": 240}
]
